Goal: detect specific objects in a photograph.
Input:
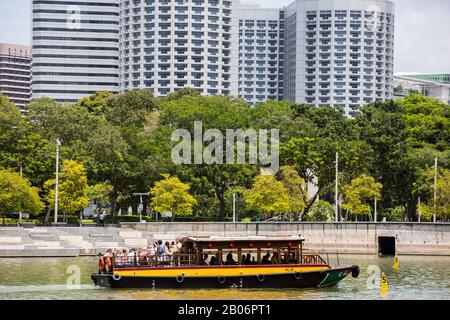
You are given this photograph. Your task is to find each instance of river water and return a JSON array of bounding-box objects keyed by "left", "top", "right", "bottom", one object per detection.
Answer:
[{"left": 0, "top": 255, "right": 449, "bottom": 300}]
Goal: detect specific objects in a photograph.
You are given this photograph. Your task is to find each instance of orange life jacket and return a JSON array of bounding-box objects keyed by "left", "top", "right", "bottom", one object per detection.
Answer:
[{"left": 98, "top": 256, "right": 105, "bottom": 271}]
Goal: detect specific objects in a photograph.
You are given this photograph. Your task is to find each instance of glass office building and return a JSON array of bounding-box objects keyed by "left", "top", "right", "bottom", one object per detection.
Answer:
[{"left": 32, "top": 0, "right": 120, "bottom": 102}]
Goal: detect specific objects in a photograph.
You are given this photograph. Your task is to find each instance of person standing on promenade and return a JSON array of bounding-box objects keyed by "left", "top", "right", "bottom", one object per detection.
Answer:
[{"left": 98, "top": 211, "right": 106, "bottom": 227}]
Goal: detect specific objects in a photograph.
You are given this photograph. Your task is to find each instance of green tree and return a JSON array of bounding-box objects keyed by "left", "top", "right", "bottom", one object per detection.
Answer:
[
  {"left": 305, "top": 200, "right": 334, "bottom": 222},
  {"left": 156, "top": 95, "right": 255, "bottom": 220},
  {"left": 341, "top": 174, "right": 382, "bottom": 221},
  {"left": 77, "top": 91, "right": 112, "bottom": 116},
  {"left": 45, "top": 160, "right": 89, "bottom": 221},
  {"left": 106, "top": 89, "right": 160, "bottom": 127},
  {"left": 357, "top": 96, "right": 450, "bottom": 220},
  {"left": 89, "top": 182, "right": 113, "bottom": 214},
  {"left": 418, "top": 168, "right": 450, "bottom": 221},
  {"left": 150, "top": 174, "right": 197, "bottom": 221},
  {"left": 244, "top": 175, "right": 290, "bottom": 220},
  {"left": 278, "top": 165, "right": 308, "bottom": 220},
  {"left": 0, "top": 169, "right": 44, "bottom": 224}
]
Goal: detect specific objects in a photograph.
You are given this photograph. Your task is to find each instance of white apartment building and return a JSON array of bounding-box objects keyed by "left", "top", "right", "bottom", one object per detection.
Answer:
[
  {"left": 229, "top": 4, "right": 284, "bottom": 105},
  {"left": 32, "top": 0, "right": 120, "bottom": 102},
  {"left": 31, "top": 0, "right": 395, "bottom": 113},
  {"left": 284, "top": 0, "right": 395, "bottom": 117},
  {"left": 0, "top": 43, "right": 32, "bottom": 111},
  {"left": 119, "top": 0, "right": 235, "bottom": 96}
]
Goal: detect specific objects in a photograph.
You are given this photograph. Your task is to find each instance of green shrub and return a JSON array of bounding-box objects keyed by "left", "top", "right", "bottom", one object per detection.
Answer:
[
  {"left": 305, "top": 200, "right": 334, "bottom": 222},
  {"left": 380, "top": 206, "right": 405, "bottom": 222}
]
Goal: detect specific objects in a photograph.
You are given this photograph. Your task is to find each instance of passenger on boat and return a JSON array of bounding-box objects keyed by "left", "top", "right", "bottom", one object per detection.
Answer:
[
  {"left": 224, "top": 253, "right": 237, "bottom": 265},
  {"left": 126, "top": 249, "right": 136, "bottom": 266},
  {"left": 201, "top": 254, "right": 209, "bottom": 265},
  {"left": 243, "top": 253, "right": 257, "bottom": 265},
  {"left": 138, "top": 248, "right": 148, "bottom": 265},
  {"left": 157, "top": 240, "right": 165, "bottom": 263},
  {"left": 171, "top": 241, "right": 180, "bottom": 266},
  {"left": 149, "top": 244, "right": 156, "bottom": 256},
  {"left": 98, "top": 253, "right": 105, "bottom": 274},
  {"left": 209, "top": 255, "right": 218, "bottom": 266},
  {"left": 261, "top": 252, "right": 271, "bottom": 265},
  {"left": 271, "top": 253, "right": 279, "bottom": 264},
  {"left": 164, "top": 241, "right": 172, "bottom": 265},
  {"left": 103, "top": 249, "right": 113, "bottom": 273}
]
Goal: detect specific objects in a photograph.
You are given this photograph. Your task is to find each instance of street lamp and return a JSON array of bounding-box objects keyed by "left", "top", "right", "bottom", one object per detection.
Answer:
[
  {"left": 54, "top": 139, "right": 61, "bottom": 224},
  {"left": 133, "top": 193, "right": 150, "bottom": 223}
]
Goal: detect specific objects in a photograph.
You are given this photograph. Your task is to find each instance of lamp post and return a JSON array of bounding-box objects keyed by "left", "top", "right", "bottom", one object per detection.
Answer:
[
  {"left": 433, "top": 157, "right": 438, "bottom": 223},
  {"left": 19, "top": 165, "right": 23, "bottom": 222},
  {"left": 233, "top": 193, "right": 236, "bottom": 223},
  {"left": 335, "top": 152, "right": 339, "bottom": 222},
  {"left": 54, "top": 139, "right": 61, "bottom": 224},
  {"left": 133, "top": 193, "right": 150, "bottom": 223}
]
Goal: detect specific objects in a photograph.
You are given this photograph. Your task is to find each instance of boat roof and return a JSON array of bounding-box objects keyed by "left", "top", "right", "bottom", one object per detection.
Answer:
[{"left": 185, "top": 235, "right": 305, "bottom": 243}]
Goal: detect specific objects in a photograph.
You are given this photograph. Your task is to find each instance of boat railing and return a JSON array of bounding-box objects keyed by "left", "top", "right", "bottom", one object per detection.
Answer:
[
  {"left": 300, "top": 254, "right": 328, "bottom": 265},
  {"left": 108, "top": 253, "right": 328, "bottom": 270},
  {"left": 112, "top": 253, "right": 197, "bottom": 268}
]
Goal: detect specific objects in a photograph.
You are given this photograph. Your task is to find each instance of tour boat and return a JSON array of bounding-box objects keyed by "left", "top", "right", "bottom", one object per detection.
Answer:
[{"left": 91, "top": 235, "right": 360, "bottom": 289}]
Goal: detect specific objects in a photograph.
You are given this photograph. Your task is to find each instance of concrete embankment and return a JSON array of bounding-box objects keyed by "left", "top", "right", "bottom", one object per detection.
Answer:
[{"left": 0, "top": 222, "right": 449, "bottom": 257}]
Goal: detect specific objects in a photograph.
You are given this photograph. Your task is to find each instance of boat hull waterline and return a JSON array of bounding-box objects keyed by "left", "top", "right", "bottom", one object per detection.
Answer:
[{"left": 91, "top": 265, "right": 360, "bottom": 289}]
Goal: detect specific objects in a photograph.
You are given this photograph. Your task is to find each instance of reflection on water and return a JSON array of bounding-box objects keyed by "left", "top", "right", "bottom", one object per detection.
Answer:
[{"left": 0, "top": 255, "right": 449, "bottom": 300}]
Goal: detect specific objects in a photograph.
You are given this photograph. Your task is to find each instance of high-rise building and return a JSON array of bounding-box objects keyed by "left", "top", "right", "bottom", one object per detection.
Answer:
[
  {"left": 283, "top": 0, "right": 395, "bottom": 117},
  {"left": 394, "top": 73, "right": 450, "bottom": 105},
  {"left": 230, "top": 3, "right": 284, "bottom": 105},
  {"left": 119, "top": 0, "right": 234, "bottom": 96},
  {"left": 31, "top": 0, "right": 396, "bottom": 114},
  {"left": 0, "top": 43, "right": 32, "bottom": 111},
  {"left": 31, "top": 0, "right": 120, "bottom": 102}
]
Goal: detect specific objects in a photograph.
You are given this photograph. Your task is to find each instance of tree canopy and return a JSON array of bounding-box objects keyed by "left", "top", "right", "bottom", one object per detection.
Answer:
[{"left": 0, "top": 90, "right": 448, "bottom": 222}]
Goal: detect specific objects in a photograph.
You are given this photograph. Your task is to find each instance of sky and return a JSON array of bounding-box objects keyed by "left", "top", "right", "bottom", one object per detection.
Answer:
[{"left": 0, "top": 0, "right": 449, "bottom": 73}]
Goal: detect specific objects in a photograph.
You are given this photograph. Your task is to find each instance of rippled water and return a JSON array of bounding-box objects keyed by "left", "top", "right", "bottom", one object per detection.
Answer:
[{"left": 0, "top": 255, "right": 449, "bottom": 300}]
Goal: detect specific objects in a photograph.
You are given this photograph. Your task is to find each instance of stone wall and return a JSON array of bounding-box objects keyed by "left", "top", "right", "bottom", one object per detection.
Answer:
[
  {"left": 122, "top": 222, "right": 450, "bottom": 256},
  {"left": 1, "top": 223, "right": 449, "bottom": 257}
]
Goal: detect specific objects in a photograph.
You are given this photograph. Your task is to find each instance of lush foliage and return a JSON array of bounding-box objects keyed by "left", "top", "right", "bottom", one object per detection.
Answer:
[
  {"left": 305, "top": 200, "right": 334, "bottom": 222},
  {"left": 244, "top": 175, "right": 290, "bottom": 220},
  {"left": 0, "top": 169, "right": 44, "bottom": 223},
  {"left": 150, "top": 174, "right": 197, "bottom": 221},
  {"left": 418, "top": 168, "right": 450, "bottom": 221},
  {"left": 341, "top": 175, "right": 382, "bottom": 220},
  {"left": 44, "top": 160, "right": 90, "bottom": 218},
  {"left": 0, "top": 91, "right": 449, "bottom": 222}
]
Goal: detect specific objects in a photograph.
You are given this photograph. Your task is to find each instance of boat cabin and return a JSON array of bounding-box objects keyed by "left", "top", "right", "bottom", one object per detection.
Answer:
[
  {"left": 183, "top": 235, "right": 314, "bottom": 265},
  {"left": 106, "top": 235, "right": 328, "bottom": 271}
]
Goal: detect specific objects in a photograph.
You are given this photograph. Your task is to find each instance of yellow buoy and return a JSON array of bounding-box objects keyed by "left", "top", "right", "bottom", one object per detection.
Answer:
[
  {"left": 393, "top": 256, "right": 399, "bottom": 271},
  {"left": 380, "top": 272, "right": 389, "bottom": 293}
]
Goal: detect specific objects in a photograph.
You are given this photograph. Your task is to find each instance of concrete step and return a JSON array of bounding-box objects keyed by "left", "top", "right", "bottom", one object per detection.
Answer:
[
  {"left": 0, "top": 237, "right": 22, "bottom": 244},
  {"left": 25, "top": 241, "right": 62, "bottom": 247},
  {"left": 94, "top": 241, "right": 119, "bottom": 248},
  {"left": 58, "top": 235, "right": 84, "bottom": 242},
  {"left": 0, "top": 245, "right": 25, "bottom": 250},
  {"left": 119, "top": 231, "right": 143, "bottom": 238},
  {"left": 0, "top": 248, "right": 80, "bottom": 257},
  {"left": 28, "top": 234, "right": 59, "bottom": 241},
  {"left": 123, "top": 238, "right": 149, "bottom": 247}
]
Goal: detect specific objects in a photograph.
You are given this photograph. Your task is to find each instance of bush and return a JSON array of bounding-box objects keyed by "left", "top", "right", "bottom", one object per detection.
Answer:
[
  {"left": 380, "top": 206, "right": 405, "bottom": 222},
  {"left": 305, "top": 200, "right": 334, "bottom": 222}
]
